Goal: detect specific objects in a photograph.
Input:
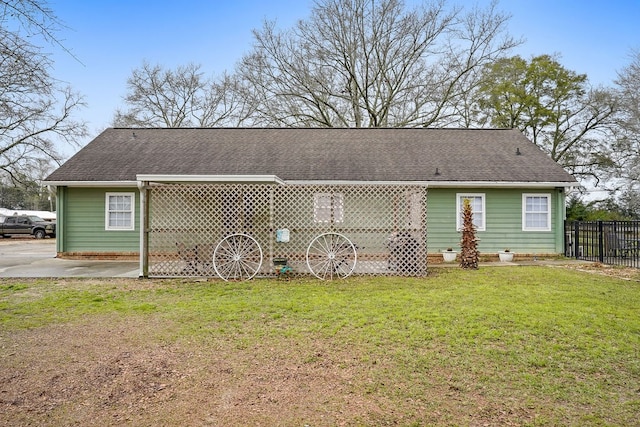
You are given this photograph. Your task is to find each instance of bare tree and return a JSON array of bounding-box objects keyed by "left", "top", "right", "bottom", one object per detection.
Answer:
[
  {"left": 0, "top": 0, "right": 86, "bottom": 182},
  {"left": 236, "top": 0, "right": 518, "bottom": 127},
  {"left": 609, "top": 50, "right": 640, "bottom": 192},
  {"left": 114, "top": 62, "right": 252, "bottom": 127}
]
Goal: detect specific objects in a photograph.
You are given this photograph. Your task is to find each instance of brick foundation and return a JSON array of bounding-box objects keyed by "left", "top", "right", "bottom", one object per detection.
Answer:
[
  {"left": 57, "top": 252, "right": 139, "bottom": 261},
  {"left": 427, "top": 253, "right": 563, "bottom": 264}
]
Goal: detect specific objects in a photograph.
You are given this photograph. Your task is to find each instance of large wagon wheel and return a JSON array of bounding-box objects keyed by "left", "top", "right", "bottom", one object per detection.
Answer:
[
  {"left": 306, "top": 232, "right": 357, "bottom": 280},
  {"left": 213, "top": 233, "right": 263, "bottom": 281}
]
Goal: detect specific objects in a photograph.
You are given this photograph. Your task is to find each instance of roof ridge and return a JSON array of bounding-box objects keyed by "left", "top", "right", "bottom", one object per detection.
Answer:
[{"left": 109, "top": 127, "right": 517, "bottom": 131}]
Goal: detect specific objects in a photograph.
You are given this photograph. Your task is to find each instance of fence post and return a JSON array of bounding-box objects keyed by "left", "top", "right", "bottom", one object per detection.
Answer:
[
  {"left": 598, "top": 220, "right": 604, "bottom": 263},
  {"left": 564, "top": 220, "right": 568, "bottom": 257},
  {"left": 573, "top": 221, "right": 579, "bottom": 259}
]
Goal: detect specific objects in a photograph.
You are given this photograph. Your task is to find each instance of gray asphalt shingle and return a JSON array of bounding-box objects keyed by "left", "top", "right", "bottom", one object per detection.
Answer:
[{"left": 45, "top": 128, "right": 577, "bottom": 184}]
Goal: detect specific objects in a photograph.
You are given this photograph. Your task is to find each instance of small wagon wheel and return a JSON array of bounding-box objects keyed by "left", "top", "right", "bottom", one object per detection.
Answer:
[
  {"left": 306, "top": 232, "right": 357, "bottom": 280},
  {"left": 213, "top": 233, "right": 263, "bottom": 281}
]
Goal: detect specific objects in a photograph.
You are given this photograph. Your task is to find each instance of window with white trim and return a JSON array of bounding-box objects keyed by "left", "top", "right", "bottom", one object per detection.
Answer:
[
  {"left": 523, "top": 193, "right": 551, "bottom": 231},
  {"left": 456, "top": 193, "right": 485, "bottom": 231},
  {"left": 105, "top": 192, "right": 135, "bottom": 230},
  {"left": 313, "top": 193, "right": 344, "bottom": 223}
]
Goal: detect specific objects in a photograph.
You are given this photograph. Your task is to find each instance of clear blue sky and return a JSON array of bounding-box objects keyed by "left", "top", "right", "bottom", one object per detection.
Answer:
[{"left": 50, "top": 0, "right": 640, "bottom": 148}]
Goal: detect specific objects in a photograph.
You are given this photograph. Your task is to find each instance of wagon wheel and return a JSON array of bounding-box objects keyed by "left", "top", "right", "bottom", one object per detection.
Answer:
[
  {"left": 306, "top": 232, "right": 357, "bottom": 280},
  {"left": 213, "top": 233, "right": 263, "bottom": 281}
]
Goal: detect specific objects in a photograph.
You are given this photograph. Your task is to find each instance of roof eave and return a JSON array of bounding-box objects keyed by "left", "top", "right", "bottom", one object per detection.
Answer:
[
  {"left": 43, "top": 180, "right": 137, "bottom": 187},
  {"left": 284, "top": 180, "right": 432, "bottom": 186},
  {"left": 44, "top": 178, "right": 577, "bottom": 189},
  {"left": 286, "top": 180, "right": 577, "bottom": 188},
  {"left": 136, "top": 174, "right": 286, "bottom": 185},
  {"left": 426, "top": 180, "right": 577, "bottom": 189}
]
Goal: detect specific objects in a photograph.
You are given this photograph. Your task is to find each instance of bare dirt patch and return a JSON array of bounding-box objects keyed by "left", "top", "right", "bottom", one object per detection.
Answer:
[
  {"left": 0, "top": 314, "right": 540, "bottom": 426},
  {"left": 1, "top": 315, "right": 418, "bottom": 426},
  {"left": 560, "top": 262, "right": 640, "bottom": 281}
]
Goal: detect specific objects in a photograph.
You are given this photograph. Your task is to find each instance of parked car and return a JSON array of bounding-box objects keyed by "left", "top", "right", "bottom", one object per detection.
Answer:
[{"left": 0, "top": 215, "right": 56, "bottom": 239}]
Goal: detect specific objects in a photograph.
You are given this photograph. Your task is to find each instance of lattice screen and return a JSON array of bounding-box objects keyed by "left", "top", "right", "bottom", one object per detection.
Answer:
[{"left": 146, "top": 183, "right": 427, "bottom": 279}]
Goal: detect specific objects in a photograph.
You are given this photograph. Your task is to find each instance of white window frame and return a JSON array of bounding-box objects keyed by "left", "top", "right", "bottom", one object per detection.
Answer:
[
  {"left": 313, "top": 193, "right": 344, "bottom": 223},
  {"left": 456, "top": 193, "right": 486, "bottom": 231},
  {"left": 522, "top": 193, "right": 551, "bottom": 231},
  {"left": 105, "top": 192, "right": 135, "bottom": 231}
]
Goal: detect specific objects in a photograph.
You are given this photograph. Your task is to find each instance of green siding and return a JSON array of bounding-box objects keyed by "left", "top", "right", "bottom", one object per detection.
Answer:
[
  {"left": 58, "top": 187, "right": 140, "bottom": 253},
  {"left": 427, "top": 188, "right": 565, "bottom": 254},
  {"left": 56, "top": 185, "right": 565, "bottom": 256}
]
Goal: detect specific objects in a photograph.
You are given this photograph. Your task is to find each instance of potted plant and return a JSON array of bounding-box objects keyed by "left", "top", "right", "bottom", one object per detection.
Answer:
[
  {"left": 499, "top": 249, "right": 514, "bottom": 262},
  {"left": 442, "top": 247, "right": 457, "bottom": 262}
]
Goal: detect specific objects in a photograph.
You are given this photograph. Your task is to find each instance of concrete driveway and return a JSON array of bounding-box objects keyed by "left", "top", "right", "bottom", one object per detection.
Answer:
[{"left": 0, "top": 238, "right": 139, "bottom": 278}]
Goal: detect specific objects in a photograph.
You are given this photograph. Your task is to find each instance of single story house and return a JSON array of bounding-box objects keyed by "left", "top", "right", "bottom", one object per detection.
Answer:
[{"left": 45, "top": 128, "right": 577, "bottom": 279}]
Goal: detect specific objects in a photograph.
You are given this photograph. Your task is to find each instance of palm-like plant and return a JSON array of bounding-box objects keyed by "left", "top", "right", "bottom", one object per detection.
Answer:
[{"left": 460, "top": 198, "right": 479, "bottom": 269}]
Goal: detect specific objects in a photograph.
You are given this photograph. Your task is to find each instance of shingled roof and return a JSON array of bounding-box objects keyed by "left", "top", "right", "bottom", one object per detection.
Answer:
[{"left": 45, "top": 128, "right": 577, "bottom": 185}]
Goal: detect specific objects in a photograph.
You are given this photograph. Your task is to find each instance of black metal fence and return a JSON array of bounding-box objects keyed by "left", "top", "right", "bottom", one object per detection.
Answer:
[{"left": 565, "top": 220, "right": 640, "bottom": 268}]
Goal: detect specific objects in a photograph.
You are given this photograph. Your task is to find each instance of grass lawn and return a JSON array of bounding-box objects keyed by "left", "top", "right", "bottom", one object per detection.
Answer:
[{"left": 1, "top": 265, "right": 639, "bottom": 426}]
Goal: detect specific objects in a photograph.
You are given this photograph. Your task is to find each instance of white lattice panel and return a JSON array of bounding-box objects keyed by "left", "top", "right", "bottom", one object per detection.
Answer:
[{"left": 146, "top": 183, "right": 427, "bottom": 279}]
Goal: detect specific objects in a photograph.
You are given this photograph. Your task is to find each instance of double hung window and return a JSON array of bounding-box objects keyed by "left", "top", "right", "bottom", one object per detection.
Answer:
[
  {"left": 523, "top": 194, "right": 551, "bottom": 231},
  {"left": 105, "top": 192, "right": 135, "bottom": 230},
  {"left": 313, "top": 193, "right": 344, "bottom": 223},
  {"left": 456, "top": 193, "right": 485, "bottom": 231}
]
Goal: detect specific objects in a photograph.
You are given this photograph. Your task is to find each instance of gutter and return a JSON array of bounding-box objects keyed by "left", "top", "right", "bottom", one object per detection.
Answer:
[
  {"left": 286, "top": 180, "right": 577, "bottom": 189},
  {"left": 44, "top": 177, "right": 577, "bottom": 190},
  {"left": 136, "top": 174, "right": 286, "bottom": 185},
  {"left": 43, "top": 180, "right": 137, "bottom": 187}
]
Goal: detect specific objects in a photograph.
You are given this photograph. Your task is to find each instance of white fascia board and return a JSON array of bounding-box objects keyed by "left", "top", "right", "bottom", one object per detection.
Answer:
[
  {"left": 43, "top": 180, "right": 137, "bottom": 187},
  {"left": 285, "top": 180, "right": 575, "bottom": 188},
  {"left": 136, "top": 174, "right": 286, "bottom": 185},
  {"left": 285, "top": 180, "right": 431, "bottom": 186},
  {"left": 427, "top": 181, "right": 577, "bottom": 189},
  {"left": 45, "top": 178, "right": 576, "bottom": 189}
]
